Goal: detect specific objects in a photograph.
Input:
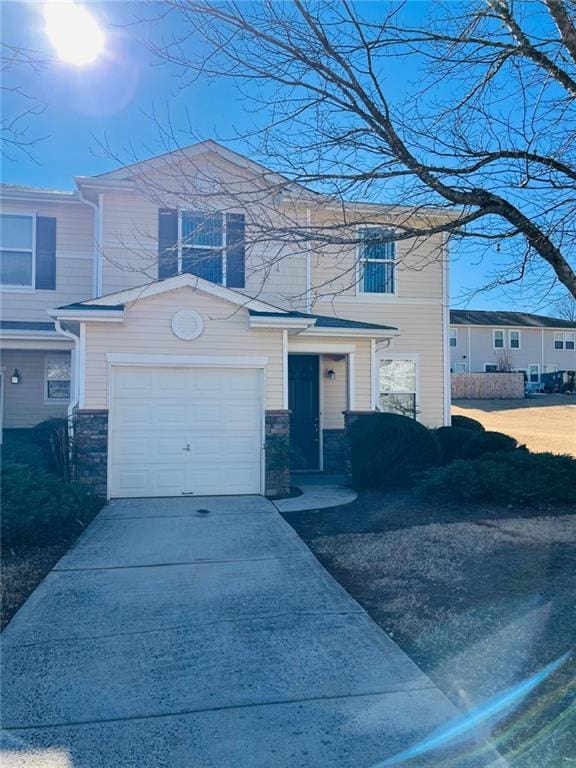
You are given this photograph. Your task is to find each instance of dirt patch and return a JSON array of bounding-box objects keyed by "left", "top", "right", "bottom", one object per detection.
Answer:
[
  {"left": 452, "top": 395, "right": 576, "bottom": 456},
  {"left": 282, "top": 491, "right": 576, "bottom": 767}
]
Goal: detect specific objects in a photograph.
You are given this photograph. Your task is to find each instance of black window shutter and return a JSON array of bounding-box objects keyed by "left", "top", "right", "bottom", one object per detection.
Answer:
[
  {"left": 35, "top": 217, "right": 56, "bottom": 290},
  {"left": 158, "top": 208, "right": 179, "bottom": 279},
  {"left": 226, "top": 213, "right": 245, "bottom": 288}
]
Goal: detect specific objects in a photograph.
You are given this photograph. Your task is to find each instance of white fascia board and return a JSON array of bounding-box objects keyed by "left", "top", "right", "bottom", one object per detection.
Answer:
[
  {"left": 85, "top": 274, "right": 289, "bottom": 315},
  {"left": 300, "top": 326, "right": 400, "bottom": 339},
  {"left": 48, "top": 309, "right": 124, "bottom": 322},
  {"left": 248, "top": 316, "right": 315, "bottom": 330},
  {"left": 74, "top": 176, "right": 135, "bottom": 192},
  {"left": 0, "top": 190, "right": 83, "bottom": 205}
]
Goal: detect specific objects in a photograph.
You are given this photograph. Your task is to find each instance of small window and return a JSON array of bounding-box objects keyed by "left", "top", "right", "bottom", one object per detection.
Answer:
[
  {"left": 450, "top": 329, "right": 458, "bottom": 347},
  {"left": 493, "top": 330, "right": 504, "bottom": 349},
  {"left": 359, "top": 228, "right": 395, "bottom": 294},
  {"left": 528, "top": 364, "right": 540, "bottom": 383},
  {"left": 379, "top": 359, "right": 416, "bottom": 418},
  {"left": 454, "top": 362, "right": 467, "bottom": 373},
  {"left": 509, "top": 330, "right": 520, "bottom": 349},
  {"left": 46, "top": 359, "right": 71, "bottom": 400},
  {"left": 0, "top": 214, "right": 34, "bottom": 287},
  {"left": 554, "top": 332, "right": 564, "bottom": 350},
  {"left": 565, "top": 332, "right": 575, "bottom": 351},
  {"left": 485, "top": 364, "right": 498, "bottom": 373},
  {"left": 544, "top": 365, "right": 557, "bottom": 373}
]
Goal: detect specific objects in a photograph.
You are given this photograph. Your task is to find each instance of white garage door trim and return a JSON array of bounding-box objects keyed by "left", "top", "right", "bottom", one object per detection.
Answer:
[{"left": 107, "top": 355, "right": 267, "bottom": 499}]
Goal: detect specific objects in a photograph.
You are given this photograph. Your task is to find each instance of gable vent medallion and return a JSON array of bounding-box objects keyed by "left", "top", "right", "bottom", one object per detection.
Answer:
[{"left": 171, "top": 309, "right": 204, "bottom": 341}]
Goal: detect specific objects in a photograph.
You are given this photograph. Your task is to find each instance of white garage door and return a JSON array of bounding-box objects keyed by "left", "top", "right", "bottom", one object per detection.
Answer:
[{"left": 109, "top": 366, "right": 263, "bottom": 498}]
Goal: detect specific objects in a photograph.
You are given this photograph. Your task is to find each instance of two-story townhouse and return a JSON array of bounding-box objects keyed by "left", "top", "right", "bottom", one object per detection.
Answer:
[
  {"left": 1, "top": 140, "right": 452, "bottom": 498},
  {"left": 450, "top": 309, "right": 576, "bottom": 389}
]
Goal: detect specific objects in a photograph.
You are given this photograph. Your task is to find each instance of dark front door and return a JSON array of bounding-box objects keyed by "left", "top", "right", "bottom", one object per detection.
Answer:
[{"left": 288, "top": 354, "right": 320, "bottom": 470}]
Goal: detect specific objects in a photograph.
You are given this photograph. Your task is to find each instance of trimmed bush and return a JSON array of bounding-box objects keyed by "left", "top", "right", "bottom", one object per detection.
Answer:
[
  {"left": 31, "top": 418, "right": 71, "bottom": 479},
  {"left": 2, "top": 429, "right": 51, "bottom": 470},
  {"left": 434, "top": 426, "right": 476, "bottom": 464},
  {"left": 451, "top": 415, "right": 485, "bottom": 433},
  {"left": 349, "top": 413, "right": 442, "bottom": 489},
  {"left": 463, "top": 430, "right": 519, "bottom": 459},
  {"left": 418, "top": 451, "right": 576, "bottom": 505},
  {"left": 1, "top": 462, "right": 104, "bottom": 547}
]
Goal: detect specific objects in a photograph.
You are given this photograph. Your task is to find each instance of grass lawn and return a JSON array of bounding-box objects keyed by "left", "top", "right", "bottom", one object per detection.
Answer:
[
  {"left": 453, "top": 395, "right": 576, "bottom": 457},
  {"left": 282, "top": 491, "right": 576, "bottom": 767}
]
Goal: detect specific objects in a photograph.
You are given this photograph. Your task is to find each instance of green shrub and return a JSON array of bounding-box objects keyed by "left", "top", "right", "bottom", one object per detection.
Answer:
[
  {"left": 418, "top": 451, "right": 576, "bottom": 505},
  {"left": 31, "top": 418, "right": 71, "bottom": 479},
  {"left": 451, "top": 415, "right": 485, "bottom": 433},
  {"left": 2, "top": 430, "right": 51, "bottom": 470},
  {"left": 463, "top": 430, "right": 519, "bottom": 459},
  {"left": 434, "top": 426, "right": 476, "bottom": 464},
  {"left": 1, "top": 462, "right": 104, "bottom": 547},
  {"left": 349, "top": 413, "right": 442, "bottom": 489}
]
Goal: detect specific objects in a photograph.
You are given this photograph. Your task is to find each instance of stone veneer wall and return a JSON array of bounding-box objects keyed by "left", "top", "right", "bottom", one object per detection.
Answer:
[
  {"left": 322, "top": 429, "right": 347, "bottom": 473},
  {"left": 265, "top": 410, "right": 291, "bottom": 498},
  {"left": 73, "top": 409, "right": 108, "bottom": 497}
]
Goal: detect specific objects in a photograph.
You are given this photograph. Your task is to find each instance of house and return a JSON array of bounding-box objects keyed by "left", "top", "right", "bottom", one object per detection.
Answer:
[
  {"left": 450, "top": 309, "right": 576, "bottom": 389},
  {"left": 0, "top": 141, "right": 452, "bottom": 498}
]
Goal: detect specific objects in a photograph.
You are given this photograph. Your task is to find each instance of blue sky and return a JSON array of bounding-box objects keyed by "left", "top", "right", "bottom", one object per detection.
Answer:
[{"left": 0, "top": 1, "right": 565, "bottom": 312}]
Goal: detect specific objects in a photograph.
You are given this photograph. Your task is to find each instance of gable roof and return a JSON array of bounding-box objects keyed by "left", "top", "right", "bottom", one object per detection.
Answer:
[{"left": 450, "top": 309, "right": 576, "bottom": 329}]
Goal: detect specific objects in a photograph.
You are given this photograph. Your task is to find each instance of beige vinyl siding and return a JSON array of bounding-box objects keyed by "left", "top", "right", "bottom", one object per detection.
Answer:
[
  {"left": 313, "top": 302, "right": 445, "bottom": 426},
  {"left": 321, "top": 355, "right": 348, "bottom": 429},
  {"left": 2, "top": 349, "right": 70, "bottom": 427},
  {"left": 83, "top": 287, "right": 284, "bottom": 410},
  {"left": 0, "top": 201, "right": 94, "bottom": 322}
]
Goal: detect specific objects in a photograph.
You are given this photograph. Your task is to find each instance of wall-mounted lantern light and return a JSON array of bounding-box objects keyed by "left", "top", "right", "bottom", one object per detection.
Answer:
[
  {"left": 11, "top": 369, "right": 21, "bottom": 385},
  {"left": 326, "top": 369, "right": 336, "bottom": 380}
]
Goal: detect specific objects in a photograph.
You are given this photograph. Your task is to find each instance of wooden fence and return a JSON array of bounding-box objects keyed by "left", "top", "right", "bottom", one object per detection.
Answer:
[{"left": 451, "top": 372, "right": 525, "bottom": 400}]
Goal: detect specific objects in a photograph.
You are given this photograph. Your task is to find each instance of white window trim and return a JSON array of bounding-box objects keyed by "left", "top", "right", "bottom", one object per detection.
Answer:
[
  {"left": 528, "top": 363, "right": 540, "bottom": 383},
  {"left": 453, "top": 362, "right": 467, "bottom": 373},
  {"left": 373, "top": 352, "right": 419, "bottom": 416},
  {"left": 178, "top": 211, "right": 228, "bottom": 287},
  {"left": 508, "top": 329, "right": 521, "bottom": 350},
  {"left": 492, "top": 329, "right": 505, "bottom": 349},
  {"left": 0, "top": 211, "right": 37, "bottom": 292},
  {"left": 564, "top": 331, "right": 575, "bottom": 350},
  {"left": 484, "top": 363, "right": 499, "bottom": 372},
  {"left": 355, "top": 225, "right": 397, "bottom": 297},
  {"left": 450, "top": 328, "right": 458, "bottom": 347},
  {"left": 44, "top": 353, "right": 72, "bottom": 404}
]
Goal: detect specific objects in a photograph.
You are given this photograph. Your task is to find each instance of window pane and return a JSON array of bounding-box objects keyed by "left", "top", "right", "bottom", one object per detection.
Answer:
[
  {"left": 529, "top": 365, "right": 539, "bottom": 383},
  {"left": 379, "top": 360, "right": 416, "bottom": 393},
  {"left": 1, "top": 215, "right": 33, "bottom": 249},
  {"left": 182, "top": 213, "right": 222, "bottom": 248},
  {"left": 566, "top": 340, "right": 575, "bottom": 350},
  {"left": 494, "top": 331, "right": 504, "bottom": 348},
  {"left": 485, "top": 364, "right": 498, "bottom": 373},
  {"left": 359, "top": 228, "right": 395, "bottom": 261},
  {"left": 182, "top": 247, "right": 223, "bottom": 284},
  {"left": 47, "top": 380, "right": 70, "bottom": 399},
  {"left": 510, "top": 332, "right": 519, "bottom": 348},
  {"left": 47, "top": 360, "right": 71, "bottom": 380},
  {"left": 450, "top": 330, "right": 457, "bottom": 347},
  {"left": 379, "top": 393, "right": 416, "bottom": 418},
  {"left": 363, "top": 260, "right": 394, "bottom": 293},
  {"left": 555, "top": 340, "right": 564, "bottom": 350},
  {"left": 0, "top": 250, "right": 33, "bottom": 286}
]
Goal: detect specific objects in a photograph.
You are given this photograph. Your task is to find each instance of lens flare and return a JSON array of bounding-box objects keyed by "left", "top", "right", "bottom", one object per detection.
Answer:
[{"left": 44, "top": 1, "right": 105, "bottom": 66}]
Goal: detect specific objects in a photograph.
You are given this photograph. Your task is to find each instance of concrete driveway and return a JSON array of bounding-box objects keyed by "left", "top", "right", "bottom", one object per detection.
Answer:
[{"left": 2, "top": 496, "right": 503, "bottom": 767}]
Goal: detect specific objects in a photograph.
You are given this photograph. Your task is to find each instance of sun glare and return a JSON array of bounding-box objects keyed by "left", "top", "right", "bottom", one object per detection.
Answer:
[{"left": 44, "top": 1, "right": 105, "bottom": 66}]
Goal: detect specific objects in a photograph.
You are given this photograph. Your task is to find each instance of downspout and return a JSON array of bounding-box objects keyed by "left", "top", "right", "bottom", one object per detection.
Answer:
[
  {"left": 441, "top": 233, "right": 451, "bottom": 425},
  {"left": 78, "top": 189, "right": 101, "bottom": 297},
  {"left": 54, "top": 319, "right": 81, "bottom": 476},
  {"left": 305, "top": 207, "right": 312, "bottom": 312}
]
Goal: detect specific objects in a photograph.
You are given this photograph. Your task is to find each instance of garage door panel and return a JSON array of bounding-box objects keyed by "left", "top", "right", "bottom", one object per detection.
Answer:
[{"left": 110, "top": 366, "right": 263, "bottom": 498}]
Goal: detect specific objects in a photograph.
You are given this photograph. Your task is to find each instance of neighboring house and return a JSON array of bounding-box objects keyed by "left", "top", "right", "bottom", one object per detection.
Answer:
[
  {"left": 450, "top": 309, "right": 576, "bottom": 388},
  {"left": 0, "top": 140, "right": 452, "bottom": 498}
]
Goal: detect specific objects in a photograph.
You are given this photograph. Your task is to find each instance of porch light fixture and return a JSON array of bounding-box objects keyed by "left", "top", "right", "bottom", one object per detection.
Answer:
[
  {"left": 326, "top": 369, "right": 336, "bottom": 380},
  {"left": 11, "top": 369, "right": 21, "bottom": 385}
]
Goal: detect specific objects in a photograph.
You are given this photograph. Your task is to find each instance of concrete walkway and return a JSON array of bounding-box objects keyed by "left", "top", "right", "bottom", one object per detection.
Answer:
[{"left": 2, "top": 496, "right": 503, "bottom": 767}]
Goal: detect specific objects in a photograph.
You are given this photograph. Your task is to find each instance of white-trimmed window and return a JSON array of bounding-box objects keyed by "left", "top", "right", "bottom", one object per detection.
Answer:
[
  {"left": 450, "top": 328, "right": 458, "bottom": 347},
  {"left": 358, "top": 228, "right": 395, "bottom": 294},
  {"left": 554, "top": 331, "right": 575, "bottom": 350},
  {"left": 485, "top": 364, "right": 498, "bottom": 373},
  {"left": 453, "top": 362, "right": 467, "bottom": 373},
  {"left": 493, "top": 329, "right": 505, "bottom": 349},
  {"left": 45, "top": 358, "right": 71, "bottom": 401},
  {"left": 0, "top": 214, "right": 35, "bottom": 287},
  {"left": 528, "top": 364, "right": 540, "bottom": 383},
  {"left": 509, "top": 330, "right": 521, "bottom": 349},
  {"left": 378, "top": 359, "right": 416, "bottom": 418},
  {"left": 544, "top": 365, "right": 557, "bottom": 373}
]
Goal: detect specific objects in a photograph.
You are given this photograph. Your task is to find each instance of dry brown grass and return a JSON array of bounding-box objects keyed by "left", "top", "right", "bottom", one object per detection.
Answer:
[{"left": 452, "top": 395, "right": 576, "bottom": 457}]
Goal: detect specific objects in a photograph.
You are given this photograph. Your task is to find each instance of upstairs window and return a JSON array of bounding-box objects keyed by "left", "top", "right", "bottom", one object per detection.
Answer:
[
  {"left": 493, "top": 330, "right": 505, "bottom": 349},
  {"left": 554, "top": 331, "right": 575, "bottom": 350},
  {"left": 358, "top": 228, "right": 395, "bottom": 294},
  {"left": 509, "top": 330, "right": 521, "bottom": 349},
  {"left": 1, "top": 214, "right": 34, "bottom": 287},
  {"left": 450, "top": 329, "right": 458, "bottom": 347},
  {"left": 45, "top": 358, "right": 71, "bottom": 401},
  {"left": 158, "top": 209, "right": 245, "bottom": 288},
  {"left": 378, "top": 359, "right": 417, "bottom": 418}
]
